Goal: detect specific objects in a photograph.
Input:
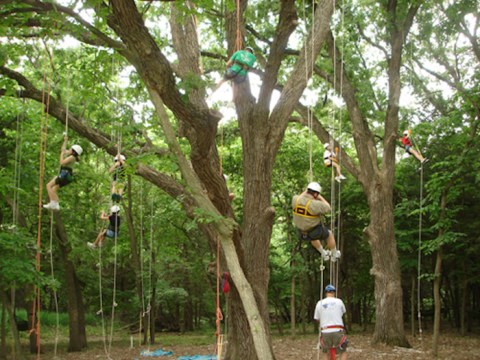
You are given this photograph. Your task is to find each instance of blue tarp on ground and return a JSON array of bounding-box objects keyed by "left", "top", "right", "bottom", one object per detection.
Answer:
[
  {"left": 176, "top": 356, "right": 217, "bottom": 360},
  {"left": 140, "top": 349, "right": 174, "bottom": 357}
]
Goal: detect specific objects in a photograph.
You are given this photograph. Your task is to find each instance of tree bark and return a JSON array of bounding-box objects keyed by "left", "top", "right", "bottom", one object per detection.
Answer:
[
  {"left": 52, "top": 212, "right": 87, "bottom": 351},
  {"left": 0, "top": 297, "right": 5, "bottom": 360},
  {"left": 364, "top": 184, "right": 409, "bottom": 347},
  {"left": 123, "top": 175, "right": 149, "bottom": 344},
  {"left": 432, "top": 246, "right": 443, "bottom": 356},
  {"left": 433, "top": 190, "right": 448, "bottom": 356},
  {"left": 411, "top": 273, "right": 416, "bottom": 337},
  {"left": 0, "top": 291, "right": 26, "bottom": 360}
]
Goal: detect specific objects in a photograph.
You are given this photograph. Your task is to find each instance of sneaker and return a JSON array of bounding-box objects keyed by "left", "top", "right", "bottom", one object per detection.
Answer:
[
  {"left": 43, "top": 202, "right": 60, "bottom": 210},
  {"left": 339, "top": 174, "right": 346, "bottom": 180},
  {"left": 322, "top": 249, "right": 331, "bottom": 261},
  {"left": 330, "top": 249, "right": 341, "bottom": 262},
  {"left": 335, "top": 176, "right": 342, "bottom": 183},
  {"left": 50, "top": 202, "right": 60, "bottom": 211},
  {"left": 87, "top": 242, "right": 97, "bottom": 249},
  {"left": 421, "top": 158, "right": 429, "bottom": 164},
  {"left": 43, "top": 202, "right": 53, "bottom": 209}
]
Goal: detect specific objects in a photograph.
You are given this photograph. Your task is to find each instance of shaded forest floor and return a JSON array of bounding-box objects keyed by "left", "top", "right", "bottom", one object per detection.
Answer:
[{"left": 14, "top": 330, "right": 480, "bottom": 359}]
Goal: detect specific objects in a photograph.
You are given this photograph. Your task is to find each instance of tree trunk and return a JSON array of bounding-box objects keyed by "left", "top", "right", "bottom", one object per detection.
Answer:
[
  {"left": 365, "top": 186, "right": 409, "bottom": 347},
  {"left": 433, "top": 190, "right": 448, "bottom": 356},
  {"left": 460, "top": 267, "right": 467, "bottom": 336},
  {"left": 411, "top": 273, "right": 416, "bottom": 337},
  {"left": 1, "top": 295, "right": 7, "bottom": 359},
  {"left": 52, "top": 212, "right": 87, "bottom": 351},
  {"left": 432, "top": 246, "right": 443, "bottom": 356},
  {"left": 290, "top": 270, "right": 296, "bottom": 338},
  {"left": 149, "top": 251, "right": 157, "bottom": 345},
  {"left": 124, "top": 175, "right": 149, "bottom": 344},
  {"left": 0, "top": 291, "right": 26, "bottom": 360}
]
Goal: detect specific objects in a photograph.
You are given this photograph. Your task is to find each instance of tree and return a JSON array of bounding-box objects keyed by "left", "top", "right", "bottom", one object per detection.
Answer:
[{"left": 5, "top": 0, "right": 464, "bottom": 354}]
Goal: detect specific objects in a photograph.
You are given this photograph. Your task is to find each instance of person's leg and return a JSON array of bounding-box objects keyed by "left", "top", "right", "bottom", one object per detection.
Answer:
[
  {"left": 310, "top": 239, "right": 323, "bottom": 252},
  {"left": 333, "top": 162, "right": 342, "bottom": 177},
  {"left": 94, "top": 230, "right": 106, "bottom": 247},
  {"left": 409, "top": 148, "right": 425, "bottom": 162},
  {"left": 326, "top": 230, "right": 336, "bottom": 250},
  {"left": 340, "top": 351, "right": 347, "bottom": 359},
  {"left": 326, "top": 230, "right": 341, "bottom": 260},
  {"left": 46, "top": 178, "right": 60, "bottom": 203}
]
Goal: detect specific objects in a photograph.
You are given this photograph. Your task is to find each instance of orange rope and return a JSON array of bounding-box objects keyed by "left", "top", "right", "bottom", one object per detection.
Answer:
[
  {"left": 215, "top": 236, "right": 223, "bottom": 355},
  {"left": 235, "top": 0, "right": 243, "bottom": 50},
  {"left": 32, "top": 44, "right": 53, "bottom": 359}
]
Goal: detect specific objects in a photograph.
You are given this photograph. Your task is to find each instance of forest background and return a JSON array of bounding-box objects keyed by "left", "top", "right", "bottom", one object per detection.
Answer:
[{"left": 0, "top": 0, "right": 479, "bottom": 359}]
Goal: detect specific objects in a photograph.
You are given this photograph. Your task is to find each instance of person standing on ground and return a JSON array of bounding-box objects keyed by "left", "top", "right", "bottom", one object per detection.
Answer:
[
  {"left": 292, "top": 182, "right": 341, "bottom": 261},
  {"left": 314, "top": 284, "right": 348, "bottom": 360}
]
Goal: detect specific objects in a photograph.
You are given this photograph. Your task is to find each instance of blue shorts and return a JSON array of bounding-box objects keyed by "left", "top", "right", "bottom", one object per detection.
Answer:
[
  {"left": 405, "top": 145, "right": 412, "bottom": 153},
  {"left": 106, "top": 229, "right": 117, "bottom": 238}
]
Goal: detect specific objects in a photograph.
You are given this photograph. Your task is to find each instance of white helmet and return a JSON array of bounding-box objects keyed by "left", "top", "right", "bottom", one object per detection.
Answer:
[
  {"left": 323, "top": 143, "right": 330, "bottom": 149},
  {"left": 307, "top": 182, "right": 322, "bottom": 194},
  {"left": 110, "top": 205, "right": 120, "bottom": 213},
  {"left": 403, "top": 130, "right": 409, "bottom": 136},
  {"left": 114, "top": 154, "right": 126, "bottom": 162},
  {"left": 71, "top": 145, "right": 83, "bottom": 156}
]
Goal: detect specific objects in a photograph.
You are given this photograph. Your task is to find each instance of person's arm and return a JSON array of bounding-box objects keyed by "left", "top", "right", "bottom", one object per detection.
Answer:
[
  {"left": 59, "top": 135, "right": 68, "bottom": 165},
  {"left": 99, "top": 211, "right": 109, "bottom": 220},
  {"left": 316, "top": 194, "right": 332, "bottom": 212},
  {"left": 226, "top": 51, "right": 239, "bottom": 67}
]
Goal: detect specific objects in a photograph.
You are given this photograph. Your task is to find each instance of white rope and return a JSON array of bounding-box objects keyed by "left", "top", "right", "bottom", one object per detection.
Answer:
[
  {"left": 48, "top": 213, "right": 60, "bottom": 359},
  {"left": 139, "top": 182, "right": 146, "bottom": 345},
  {"left": 108, "top": 213, "right": 119, "bottom": 354},
  {"left": 98, "top": 242, "right": 110, "bottom": 359},
  {"left": 148, "top": 200, "right": 154, "bottom": 345},
  {"left": 417, "top": 163, "right": 424, "bottom": 338},
  {"left": 333, "top": 0, "right": 346, "bottom": 292},
  {"left": 64, "top": 75, "right": 70, "bottom": 136}
]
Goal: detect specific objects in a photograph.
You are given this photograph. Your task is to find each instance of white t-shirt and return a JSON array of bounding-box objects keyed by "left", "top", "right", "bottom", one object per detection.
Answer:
[{"left": 314, "top": 296, "right": 346, "bottom": 333}]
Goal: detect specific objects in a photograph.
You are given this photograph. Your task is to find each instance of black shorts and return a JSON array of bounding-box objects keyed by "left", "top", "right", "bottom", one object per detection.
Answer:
[
  {"left": 55, "top": 168, "right": 73, "bottom": 188},
  {"left": 297, "top": 224, "right": 330, "bottom": 242}
]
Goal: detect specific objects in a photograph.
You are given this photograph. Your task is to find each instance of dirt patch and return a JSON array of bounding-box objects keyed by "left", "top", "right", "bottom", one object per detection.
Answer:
[{"left": 22, "top": 332, "right": 480, "bottom": 359}]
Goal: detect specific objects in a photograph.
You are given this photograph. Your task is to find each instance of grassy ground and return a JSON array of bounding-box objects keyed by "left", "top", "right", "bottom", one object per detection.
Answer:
[{"left": 2, "top": 317, "right": 480, "bottom": 359}]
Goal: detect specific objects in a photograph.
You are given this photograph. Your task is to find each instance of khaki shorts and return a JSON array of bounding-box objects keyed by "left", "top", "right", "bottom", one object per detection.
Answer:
[{"left": 319, "top": 331, "right": 348, "bottom": 353}]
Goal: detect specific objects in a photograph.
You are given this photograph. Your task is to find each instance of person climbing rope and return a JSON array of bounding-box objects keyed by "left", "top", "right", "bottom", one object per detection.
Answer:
[
  {"left": 211, "top": 47, "right": 257, "bottom": 100},
  {"left": 87, "top": 205, "right": 121, "bottom": 249},
  {"left": 292, "top": 182, "right": 341, "bottom": 261},
  {"left": 109, "top": 153, "right": 126, "bottom": 202},
  {"left": 401, "top": 130, "right": 428, "bottom": 164},
  {"left": 43, "top": 135, "right": 83, "bottom": 211},
  {"left": 323, "top": 143, "right": 346, "bottom": 183},
  {"left": 314, "top": 284, "right": 348, "bottom": 360}
]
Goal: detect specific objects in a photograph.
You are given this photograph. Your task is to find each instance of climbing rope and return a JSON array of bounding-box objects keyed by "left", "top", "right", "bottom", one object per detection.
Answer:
[
  {"left": 48, "top": 214, "right": 60, "bottom": 358},
  {"left": 97, "top": 237, "right": 110, "bottom": 359},
  {"left": 32, "top": 42, "right": 54, "bottom": 359},
  {"left": 302, "top": 0, "right": 315, "bottom": 182},
  {"left": 417, "top": 162, "right": 424, "bottom": 338},
  {"left": 215, "top": 235, "right": 224, "bottom": 358},
  {"left": 146, "top": 199, "right": 155, "bottom": 350},
  {"left": 235, "top": 0, "right": 243, "bottom": 51},
  {"left": 139, "top": 182, "right": 146, "bottom": 345}
]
